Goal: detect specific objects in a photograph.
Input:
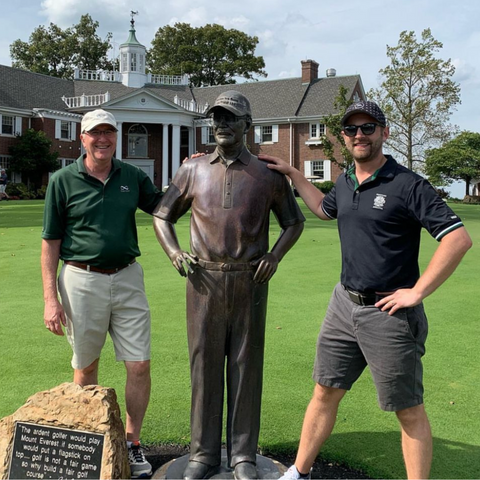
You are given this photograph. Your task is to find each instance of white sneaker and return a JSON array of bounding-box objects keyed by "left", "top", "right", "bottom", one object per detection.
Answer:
[
  {"left": 279, "top": 465, "right": 311, "bottom": 480},
  {"left": 128, "top": 442, "right": 152, "bottom": 479}
]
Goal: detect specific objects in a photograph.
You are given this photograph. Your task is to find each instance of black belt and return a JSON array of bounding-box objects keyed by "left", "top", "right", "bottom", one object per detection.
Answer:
[
  {"left": 196, "top": 259, "right": 254, "bottom": 272},
  {"left": 342, "top": 284, "right": 386, "bottom": 306},
  {"left": 65, "top": 259, "right": 135, "bottom": 274}
]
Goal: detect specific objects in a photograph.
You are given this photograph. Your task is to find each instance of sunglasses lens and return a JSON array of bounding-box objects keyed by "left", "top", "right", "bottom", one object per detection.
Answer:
[
  {"left": 361, "top": 123, "right": 376, "bottom": 135},
  {"left": 344, "top": 126, "right": 357, "bottom": 137}
]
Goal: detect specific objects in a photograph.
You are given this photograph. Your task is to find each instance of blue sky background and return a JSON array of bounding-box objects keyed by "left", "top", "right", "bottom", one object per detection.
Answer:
[{"left": 1, "top": 0, "right": 479, "bottom": 197}]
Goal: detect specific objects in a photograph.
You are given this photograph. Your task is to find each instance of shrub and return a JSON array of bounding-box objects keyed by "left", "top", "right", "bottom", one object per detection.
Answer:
[
  {"left": 6, "top": 182, "right": 36, "bottom": 199},
  {"left": 312, "top": 180, "right": 335, "bottom": 194}
]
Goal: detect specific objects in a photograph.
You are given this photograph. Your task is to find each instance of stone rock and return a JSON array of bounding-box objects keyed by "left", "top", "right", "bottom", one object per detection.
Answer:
[{"left": 0, "top": 382, "right": 130, "bottom": 479}]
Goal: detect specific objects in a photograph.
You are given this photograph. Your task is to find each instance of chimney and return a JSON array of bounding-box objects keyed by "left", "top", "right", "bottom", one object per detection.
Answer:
[{"left": 301, "top": 59, "right": 319, "bottom": 83}]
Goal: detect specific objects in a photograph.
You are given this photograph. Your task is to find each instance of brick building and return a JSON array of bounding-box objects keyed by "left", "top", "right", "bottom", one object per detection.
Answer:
[{"left": 0, "top": 20, "right": 366, "bottom": 189}]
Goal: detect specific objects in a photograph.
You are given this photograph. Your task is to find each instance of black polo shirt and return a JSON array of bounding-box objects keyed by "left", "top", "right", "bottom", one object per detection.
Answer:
[{"left": 322, "top": 155, "right": 464, "bottom": 292}]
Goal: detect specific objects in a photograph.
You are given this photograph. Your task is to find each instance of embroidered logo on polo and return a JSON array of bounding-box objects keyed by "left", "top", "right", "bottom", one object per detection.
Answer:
[
  {"left": 373, "top": 193, "right": 386, "bottom": 210},
  {"left": 120, "top": 185, "right": 130, "bottom": 193}
]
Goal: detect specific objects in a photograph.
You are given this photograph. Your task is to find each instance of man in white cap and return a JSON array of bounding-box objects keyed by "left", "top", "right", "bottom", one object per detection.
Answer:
[
  {"left": 41, "top": 109, "right": 163, "bottom": 478},
  {"left": 153, "top": 91, "right": 305, "bottom": 480}
]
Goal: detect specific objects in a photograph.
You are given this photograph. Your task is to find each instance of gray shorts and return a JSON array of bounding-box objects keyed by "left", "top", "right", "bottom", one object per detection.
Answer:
[
  {"left": 58, "top": 261, "right": 151, "bottom": 369},
  {"left": 313, "top": 283, "right": 428, "bottom": 411}
]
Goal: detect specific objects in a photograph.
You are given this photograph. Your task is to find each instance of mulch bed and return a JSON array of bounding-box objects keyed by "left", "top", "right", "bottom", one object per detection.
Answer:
[{"left": 144, "top": 445, "right": 371, "bottom": 479}]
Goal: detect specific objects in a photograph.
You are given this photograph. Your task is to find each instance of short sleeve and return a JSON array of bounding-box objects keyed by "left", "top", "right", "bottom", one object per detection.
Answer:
[{"left": 408, "top": 178, "right": 464, "bottom": 241}]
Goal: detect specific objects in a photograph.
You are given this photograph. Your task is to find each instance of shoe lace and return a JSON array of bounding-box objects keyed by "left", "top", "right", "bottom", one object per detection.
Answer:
[{"left": 129, "top": 444, "right": 146, "bottom": 464}]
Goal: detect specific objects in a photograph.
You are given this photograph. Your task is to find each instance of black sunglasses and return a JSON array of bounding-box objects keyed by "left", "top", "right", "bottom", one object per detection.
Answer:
[{"left": 343, "top": 123, "right": 381, "bottom": 137}]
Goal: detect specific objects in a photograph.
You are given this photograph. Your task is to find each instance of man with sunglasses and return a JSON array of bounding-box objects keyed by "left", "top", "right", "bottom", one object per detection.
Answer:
[
  {"left": 260, "top": 100, "right": 472, "bottom": 479},
  {"left": 42, "top": 109, "right": 163, "bottom": 479},
  {"left": 153, "top": 91, "right": 305, "bottom": 480}
]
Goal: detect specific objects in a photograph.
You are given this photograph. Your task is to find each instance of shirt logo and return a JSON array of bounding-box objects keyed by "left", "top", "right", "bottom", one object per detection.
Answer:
[
  {"left": 120, "top": 185, "right": 130, "bottom": 193},
  {"left": 373, "top": 193, "right": 386, "bottom": 210}
]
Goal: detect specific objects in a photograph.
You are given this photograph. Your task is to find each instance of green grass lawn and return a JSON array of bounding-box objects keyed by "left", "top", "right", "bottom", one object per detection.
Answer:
[{"left": 0, "top": 199, "right": 479, "bottom": 479}]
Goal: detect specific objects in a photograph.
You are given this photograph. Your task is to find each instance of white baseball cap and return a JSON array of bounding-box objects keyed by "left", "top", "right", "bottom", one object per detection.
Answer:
[{"left": 81, "top": 109, "right": 118, "bottom": 133}]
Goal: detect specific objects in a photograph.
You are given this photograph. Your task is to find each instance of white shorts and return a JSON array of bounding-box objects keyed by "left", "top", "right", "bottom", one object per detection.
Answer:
[{"left": 58, "top": 261, "right": 151, "bottom": 369}]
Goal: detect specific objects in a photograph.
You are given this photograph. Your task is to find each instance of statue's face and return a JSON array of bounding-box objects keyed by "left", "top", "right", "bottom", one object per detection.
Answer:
[{"left": 211, "top": 109, "right": 250, "bottom": 149}]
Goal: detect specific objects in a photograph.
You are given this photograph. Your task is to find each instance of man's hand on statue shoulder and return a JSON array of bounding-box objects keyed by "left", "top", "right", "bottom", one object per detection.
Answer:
[
  {"left": 171, "top": 250, "right": 198, "bottom": 277},
  {"left": 252, "top": 252, "right": 279, "bottom": 284},
  {"left": 183, "top": 152, "right": 207, "bottom": 163},
  {"left": 258, "top": 154, "right": 295, "bottom": 176}
]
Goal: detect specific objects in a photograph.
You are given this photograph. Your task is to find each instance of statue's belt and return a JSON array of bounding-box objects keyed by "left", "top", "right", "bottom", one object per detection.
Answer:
[{"left": 196, "top": 259, "right": 255, "bottom": 272}]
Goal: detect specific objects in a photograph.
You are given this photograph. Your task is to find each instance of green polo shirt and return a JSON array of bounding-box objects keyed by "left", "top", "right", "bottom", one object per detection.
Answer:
[{"left": 42, "top": 156, "right": 163, "bottom": 269}]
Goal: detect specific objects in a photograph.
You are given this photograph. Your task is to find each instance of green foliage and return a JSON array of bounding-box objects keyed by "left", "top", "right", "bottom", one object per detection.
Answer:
[
  {"left": 5, "top": 182, "right": 36, "bottom": 199},
  {"left": 369, "top": 29, "right": 461, "bottom": 171},
  {"left": 10, "top": 14, "right": 113, "bottom": 78},
  {"left": 425, "top": 131, "right": 480, "bottom": 196},
  {"left": 148, "top": 23, "right": 267, "bottom": 87},
  {"left": 312, "top": 180, "right": 335, "bottom": 194},
  {"left": 8, "top": 129, "right": 59, "bottom": 189},
  {"left": 321, "top": 85, "right": 354, "bottom": 169}
]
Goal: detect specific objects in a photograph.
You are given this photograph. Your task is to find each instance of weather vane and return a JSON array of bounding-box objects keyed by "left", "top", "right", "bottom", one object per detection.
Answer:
[{"left": 130, "top": 10, "right": 139, "bottom": 28}]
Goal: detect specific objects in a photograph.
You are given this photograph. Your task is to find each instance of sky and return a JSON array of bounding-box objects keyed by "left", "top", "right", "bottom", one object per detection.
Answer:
[{"left": 1, "top": 0, "right": 479, "bottom": 197}]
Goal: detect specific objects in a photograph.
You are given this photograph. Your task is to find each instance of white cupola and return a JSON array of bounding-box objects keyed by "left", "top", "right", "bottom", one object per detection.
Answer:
[{"left": 119, "top": 13, "right": 147, "bottom": 88}]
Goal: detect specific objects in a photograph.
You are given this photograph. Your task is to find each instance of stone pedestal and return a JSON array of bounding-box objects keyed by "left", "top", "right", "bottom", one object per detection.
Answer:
[
  {"left": 0, "top": 382, "right": 129, "bottom": 479},
  {"left": 153, "top": 449, "right": 286, "bottom": 480}
]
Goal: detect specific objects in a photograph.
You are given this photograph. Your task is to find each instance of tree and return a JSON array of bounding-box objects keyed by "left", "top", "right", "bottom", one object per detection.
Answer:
[
  {"left": 10, "top": 15, "right": 113, "bottom": 78},
  {"left": 369, "top": 29, "right": 461, "bottom": 171},
  {"left": 148, "top": 23, "right": 267, "bottom": 86},
  {"left": 9, "top": 129, "right": 59, "bottom": 190},
  {"left": 425, "top": 131, "right": 480, "bottom": 197},
  {"left": 321, "top": 85, "right": 354, "bottom": 169}
]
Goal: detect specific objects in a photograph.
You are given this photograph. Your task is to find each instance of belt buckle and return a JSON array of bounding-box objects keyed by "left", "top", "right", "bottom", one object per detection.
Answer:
[
  {"left": 221, "top": 263, "right": 230, "bottom": 272},
  {"left": 348, "top": 289, "right": 365, "bottom": 306}
]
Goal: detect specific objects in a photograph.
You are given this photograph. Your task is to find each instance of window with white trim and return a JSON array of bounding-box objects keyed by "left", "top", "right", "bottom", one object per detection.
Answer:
[
  {"left": 254, "top": 125, "right": 278, "bottom": 144},
  {"left": 309, "top": 122, "right": 326, "bottom": 139},
  {"left": 128, "top": 124, "right": 148, "bottom": 157},
  {"left": 201, "top": 126, "right": 216, "bottom": 145},
  {"left": 60, "top": 121, "right": 71, "bottom": 140},
  {"left": 2, "top": 115, "right": 14, "bottom": 135},
  {"left": 304, "top": 160, "right": 331, "bottom": 181},
  {"left": 58, "top": 158, "right": 76, "bottom": 168},
  {"left": 55, "top": 120, "right": 76, "bottom": 141},
  {"left": 131, "top": 53, "right": 137, "bottom": 72},
  {"left": 0, "top": 155, "right": 11, "bottom": 170},
  {"left": 0, "top": 115, "right": 21, "bottom": 136}
]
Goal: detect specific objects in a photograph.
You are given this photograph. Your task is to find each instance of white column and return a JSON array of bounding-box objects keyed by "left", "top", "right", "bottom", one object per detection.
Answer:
[
  {"left": 116, "top": 122, "right": 123, "bottom": 160},
  {"left": 172, "top": 125, "right": 181, "bottom": 177},
  {"left": 162, "top": 124, "right": 169, "bottom": 187},
  {"left": 188, "top": 126, "right": 195, "bottom": 157}
]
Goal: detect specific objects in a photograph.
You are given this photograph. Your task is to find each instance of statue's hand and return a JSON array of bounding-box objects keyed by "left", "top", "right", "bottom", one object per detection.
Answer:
[
  {"left": 252, "top": 252, "right": 278, "bottom": 284},
  {"left": 171, "top": 251, "right": 198, "bottom": 277}
]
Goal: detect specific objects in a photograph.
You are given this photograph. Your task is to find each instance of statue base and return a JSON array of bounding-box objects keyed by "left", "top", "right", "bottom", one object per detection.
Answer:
[{"left": 153, "top": 448, "right": 287, "bottom": 479}]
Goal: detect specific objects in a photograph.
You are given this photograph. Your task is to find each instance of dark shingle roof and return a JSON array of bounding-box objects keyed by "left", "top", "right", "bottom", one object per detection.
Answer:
[
  {"left": 297, "top": 75, "right": 361, "bottom": 117},
  {"left": 73, "top": 80, "right": 135, "bottom": 100},
  {"left": 0, "top": 64, "right": 362, "bottom": 121},
  {"left": 0, "top": 65, "right": 75, "bottom": 111}
]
